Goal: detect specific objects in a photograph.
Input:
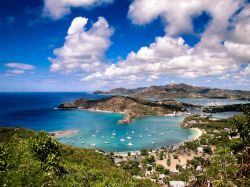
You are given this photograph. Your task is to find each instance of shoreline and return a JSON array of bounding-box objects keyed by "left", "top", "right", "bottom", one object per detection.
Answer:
[
  {"left": 114, "top": 127, "right": 203, "bottom": 156},
  {"left": 51, "top": 130, "right": 79, "bottom": 138}
]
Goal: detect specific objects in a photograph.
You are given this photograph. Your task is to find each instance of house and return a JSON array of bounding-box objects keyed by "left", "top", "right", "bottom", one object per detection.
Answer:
[{"left": 169, "top": 181, "right": 186, "bottom": 187}]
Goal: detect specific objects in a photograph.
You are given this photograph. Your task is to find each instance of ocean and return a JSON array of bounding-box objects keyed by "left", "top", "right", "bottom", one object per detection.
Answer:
[{"left": 0, "top": 92, "right": 245, "bottom": 152}]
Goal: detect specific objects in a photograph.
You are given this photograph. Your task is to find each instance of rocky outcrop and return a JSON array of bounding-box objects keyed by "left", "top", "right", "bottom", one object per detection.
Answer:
[{"left": 58, "top": 96, "right": 194, "bottom": 124}]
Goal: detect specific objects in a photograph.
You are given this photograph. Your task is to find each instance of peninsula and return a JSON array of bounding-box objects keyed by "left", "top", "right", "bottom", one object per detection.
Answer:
[{"left": 58, "top": 96, "right": 195, "bottom": 124}]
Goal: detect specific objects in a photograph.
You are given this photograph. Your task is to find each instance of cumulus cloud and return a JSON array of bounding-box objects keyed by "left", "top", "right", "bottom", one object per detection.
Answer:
[
  {"left": 82, "top": 35, "right": 238, "bottom": 82},
  {"left": 49, "top": 16, "right": 113, "bottom": 73},
  {"left": 43, "top": 0, "right": 113, "bottom": 19},
  {"left": 81, "top": 0, "right": 250, "bottom": 86},
  {"left": 48, "top": 1, "right": 249, "bottom": 88},
  {"left": 128, "top": 0, "right": 240, "bottom": 36}
]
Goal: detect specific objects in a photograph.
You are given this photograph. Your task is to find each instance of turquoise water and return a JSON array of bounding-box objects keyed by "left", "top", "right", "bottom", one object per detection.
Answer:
[
  {"left": 57, "top": 113, "right": 194, "bottom": 152},
  {"left": 0, "top": 93, "right": 195, "bottom": 152}
]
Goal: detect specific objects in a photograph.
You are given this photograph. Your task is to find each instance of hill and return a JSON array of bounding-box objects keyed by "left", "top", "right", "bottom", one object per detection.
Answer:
[
  {"left": 94, "top": 83, "right": 250, "bottom": 99},
  {"left": 58, "top": 96, "right": 194, "bottom": 123},
  {"left": 0, "top": 127, "right": 158, "bottom": 187}
]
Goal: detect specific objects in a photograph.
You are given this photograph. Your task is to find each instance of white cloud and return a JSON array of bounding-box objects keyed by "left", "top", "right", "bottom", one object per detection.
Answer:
[
  {"left": 128, "top": 0, "right": 240, "bottom": 36},
  {"left": 6, "top": 69, "right": 25, "bottom": 75},
  {"left": 48, "top": 1, "right": 249, "bottom": 88},
  {"left": 43, "top": 0, "right": 113, "bottom": 19},
  {"left": 5, "top": 63, "right": 35, "bottom": 70},
  {"left": 4, "top": 63, "right": 35, "bottom": 76},
  {"left": 82, "top": 35, "right": 238, "bottom": 82},
  {"left": 225, "top": 41, "right": 250, "bottom": 63},
  {"left": 49, "top": 16, "right": 113, "bottom": 73}
]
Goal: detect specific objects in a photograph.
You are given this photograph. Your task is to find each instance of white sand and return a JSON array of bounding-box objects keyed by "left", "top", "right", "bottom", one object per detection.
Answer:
[{"left": 52, "top": 130, "right": 78, "bottom": 138}]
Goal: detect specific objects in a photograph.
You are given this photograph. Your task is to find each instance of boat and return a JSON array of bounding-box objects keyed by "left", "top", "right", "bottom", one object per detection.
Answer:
[
  {"left": 131, "top": 131, "right": 135, "bottom": 134},
  {"left": 128, "top": 142, "right": 133, "bottom": 146},
  {"left": 96, "top": 130, "right": 99, "bottom": 133},
  {"left": 145, "top": 128, "right": 149, "bottom": 131},
  {"left": 81, "top": 141, "right": 84, "bottom": 144},
  {"left": 120, "top": 138, "right": 125, "bottom": 142},
  {"left": 105, "top": 141, "right": 109, "bottom": 144},
  {"left": 112, "top": 132, "right": 116, "bottom": 136},
  {"left": 160, "top": 132, "right": 164, "bottom": 136},
  {"left": 92, "top": 134, "right": 96, "bottom": 137},
  {"left": 152, "top": 142, "right": 156, "bottom": 144},
  {"left": 91, "top": 144, "right": 96, "bottom": 146},
  {"left": 139, "top": 135, "right": 143, "bottom": 138},
  {"left": 110, "top": 136, "right": 115, "bottom": 139},
  {"left": 152, "top": 131, "right": 156, "bottom": 134},
  {"left": 170, "top": 130, "right": 174, "bottom": 133},
  {"left": 127, "top": 136, "right": 132, "bottom": 140},
  {"left": 148, "top": 134, "right": 151, "bottom": 137}
]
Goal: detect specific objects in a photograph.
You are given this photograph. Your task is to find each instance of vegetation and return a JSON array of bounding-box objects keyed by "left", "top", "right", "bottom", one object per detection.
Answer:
[{"left": 0, "top": 128, "right": 158, "bottom": 187}]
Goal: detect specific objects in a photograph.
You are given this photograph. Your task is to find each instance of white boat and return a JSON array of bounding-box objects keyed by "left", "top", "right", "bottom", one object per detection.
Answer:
[
  {"left": 91, "top": 144, "right": 96, "bottom": 146},
  {"left": 139, "top": 135, "right": 143, "bottom": 138},
  {"left": 131, "top": 131, "right": 135, "bottom": 134},
  {"left": 145, "top": 128, "right": 149, "bottom": 131},
  {"left": 105, "top": 141, "right": 109, "bottom": 144},
  {"left": 96, "top": 130, "right": 99, "bottom": 133},
  {"left": 92, "top": 134, "right": 96, "bottom": 137},
  {"left": 81, "top": 142, "right": 84, "bottom": 144},
  {"left": 112, "top": 132, "right": 116, "bottom": 136},
  {"left": 170, "top": 130, "right": 174, "bottom": 133},
  {"left": 148, "top": 134, "right": 151, "bottom": 137},
  {"left": 120, "top": 138, "right": 125, "bottom": 142},
  {"left": 160, "top": 132, "right": 164, "bottom": 136},
  {"left": 165, "top": 128, "right": 168, "bottom": 130},
  {"left": 101, "top": 135, "right": 105, "bottom": 138},
  {"left": 127, "top": 136, "right": 132, "bottom": 140},
  {"left": 152, "top": 131, "right": 156, "bottom": 134},
  {"left": 110, "top": 136, "right": 115, "bottom": 139},
  {"left": 152, "top": 142, "right": 156, "bottom": 144},
  {"left": 128, "top": 142, "right": 133, "bottom": 146}
]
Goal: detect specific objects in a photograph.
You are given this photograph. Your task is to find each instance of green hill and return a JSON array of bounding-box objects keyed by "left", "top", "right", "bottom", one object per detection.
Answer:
[{"left": 0, "top": 127, "right": 158, "bottom": 187}]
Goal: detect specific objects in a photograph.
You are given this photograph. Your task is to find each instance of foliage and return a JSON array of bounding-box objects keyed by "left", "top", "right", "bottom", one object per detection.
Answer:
[
  {"left": 155, "top": 164, "right": 169, "bottom": 175},
  {"left": 120, "top": 160, "right": 141, "bottom": 176},
  {"left": 0, "top": 128, "right": 159, "bottom": 187}
]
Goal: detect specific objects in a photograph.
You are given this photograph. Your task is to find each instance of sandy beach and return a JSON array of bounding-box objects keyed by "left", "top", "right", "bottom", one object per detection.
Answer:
[{"left": 51, "top": 130, "right": 78, "bottom": 138}]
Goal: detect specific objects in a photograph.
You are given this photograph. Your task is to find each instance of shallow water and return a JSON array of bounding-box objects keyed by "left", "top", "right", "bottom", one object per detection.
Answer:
[{"left": 1, "top": 93, "right": 242, "bottom": 152}]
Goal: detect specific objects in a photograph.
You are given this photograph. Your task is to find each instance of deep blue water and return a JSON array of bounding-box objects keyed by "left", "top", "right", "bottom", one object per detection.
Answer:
[{"left": 0, "top": 92, "right": 197, "bottom": 152}]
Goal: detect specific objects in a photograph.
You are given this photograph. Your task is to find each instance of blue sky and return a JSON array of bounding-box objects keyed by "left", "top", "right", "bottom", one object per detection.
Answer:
[{"left": 0, "top": 0, "right": 249, "bottom": 91}]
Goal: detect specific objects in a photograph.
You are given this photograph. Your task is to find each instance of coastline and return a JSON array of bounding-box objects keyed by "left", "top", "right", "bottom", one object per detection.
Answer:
[{"left": 51, "top": 130, "right": 78, "bottom": 138}]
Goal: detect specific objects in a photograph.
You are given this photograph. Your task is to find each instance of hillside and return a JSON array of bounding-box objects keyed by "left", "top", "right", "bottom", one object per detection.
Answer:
[
  {"left": 94, "top": 83, "right": 250, "bottom": 99},
  {"left": 58, "top": 96, "right": 194, "bottom": 123},
  {"left": 0, "top": 127, "right": 158, "bottom": 187}
]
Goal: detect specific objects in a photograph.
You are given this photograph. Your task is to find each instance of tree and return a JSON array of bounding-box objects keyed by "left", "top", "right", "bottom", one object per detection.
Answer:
[
  {"left": 30, "top": 132, "right": 65, "bottom": 176},
  {"left": 140, "top": 149, "right": 148, "bottom": 156},
  {"left": 0, "top": 146, "right": 9, "bottom": 172},
  {"left": 204, "top": 147, "right": 239, "bottom": 186},
  {"left": 233, "top": 106, "right": 250, "bottom": 147}
]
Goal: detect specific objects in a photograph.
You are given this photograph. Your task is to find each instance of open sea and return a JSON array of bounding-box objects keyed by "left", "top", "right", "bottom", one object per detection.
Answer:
[{"left": 0, "top": 92, "right": 246, "bottom": 152}]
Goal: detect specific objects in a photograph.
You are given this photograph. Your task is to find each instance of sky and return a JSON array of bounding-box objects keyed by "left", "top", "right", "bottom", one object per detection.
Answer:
[{"left": 0, "top": 0, "right": 250, "bottom": 92}]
